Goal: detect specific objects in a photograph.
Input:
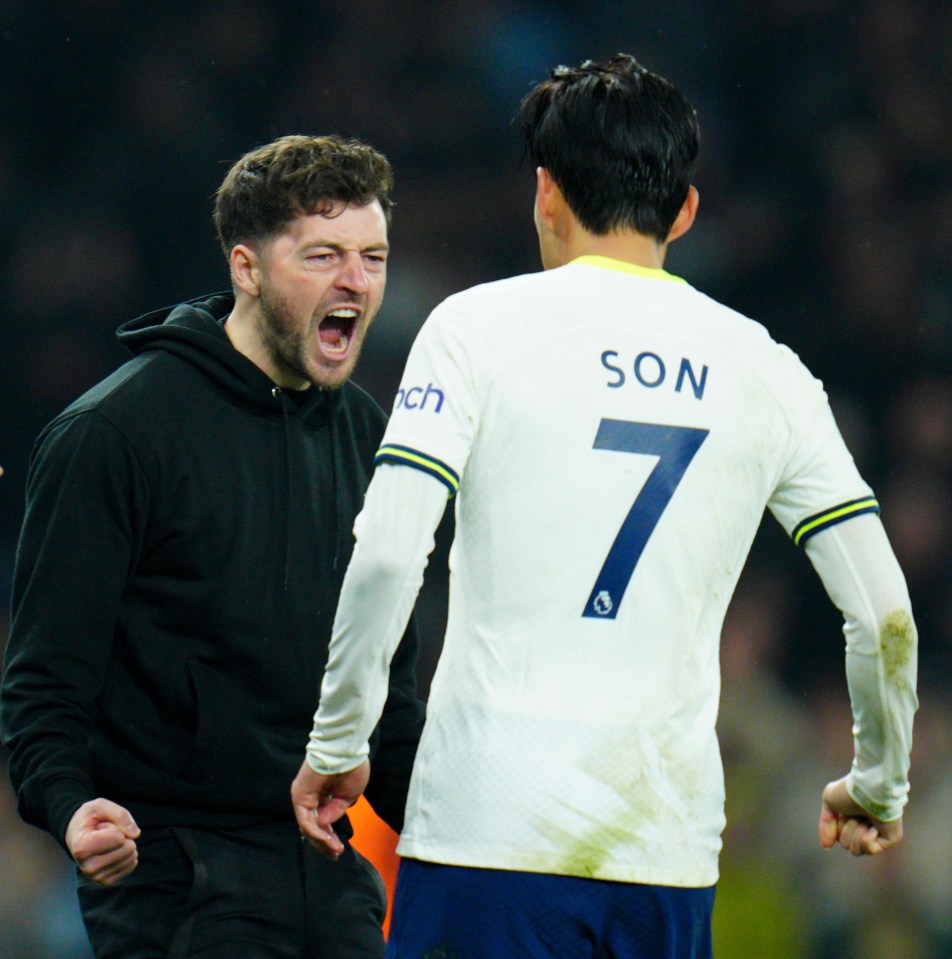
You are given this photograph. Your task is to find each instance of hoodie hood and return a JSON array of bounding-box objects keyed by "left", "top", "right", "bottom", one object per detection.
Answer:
[{"left": 116, "top": 291, "right": 334, "bottom": 423}]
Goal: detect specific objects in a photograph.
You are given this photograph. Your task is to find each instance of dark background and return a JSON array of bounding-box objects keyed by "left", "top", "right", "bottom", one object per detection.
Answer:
[{"left": 1, "top": 2, "right": 950, "bottom": 956}]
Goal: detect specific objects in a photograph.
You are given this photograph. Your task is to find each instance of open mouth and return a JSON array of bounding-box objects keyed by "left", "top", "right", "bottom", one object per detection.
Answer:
[{"left": 318, "top": 307, "right": 359, "bottom": 359}]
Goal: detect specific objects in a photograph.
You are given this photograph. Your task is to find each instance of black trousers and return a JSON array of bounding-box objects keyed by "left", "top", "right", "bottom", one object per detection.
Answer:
[{"left": 76, "top": 822, "right": 387, "bottom": 959}]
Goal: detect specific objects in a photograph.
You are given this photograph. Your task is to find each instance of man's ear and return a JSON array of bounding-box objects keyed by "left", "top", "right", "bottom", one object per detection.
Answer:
[
  {"left": 230, "top": 244, "right": 262, "bottom": 297},
  {"left": 535, "top": 167, "right": 560, "bottom": 230},
  {"left": 666, "top": 185, "right": 699, "bottom": 244}
]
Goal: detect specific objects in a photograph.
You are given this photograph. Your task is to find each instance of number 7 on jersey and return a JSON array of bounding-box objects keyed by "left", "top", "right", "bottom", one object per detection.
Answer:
[{"left": 583, "top": 419, "right": 709, "bottom": 619}]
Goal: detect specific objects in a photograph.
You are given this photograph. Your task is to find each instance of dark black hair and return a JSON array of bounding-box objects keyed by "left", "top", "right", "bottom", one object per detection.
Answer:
[
  {"left": 213, "top": 134, "right": 393, "bottom": 256},
  {"left": 517, "top": 54, "right": 700, "bottom": 243}
]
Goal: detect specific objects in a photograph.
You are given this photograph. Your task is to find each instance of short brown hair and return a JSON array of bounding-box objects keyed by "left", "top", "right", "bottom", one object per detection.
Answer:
[{"left": 213, "top": 134, "right": 394, "bottom": 256}]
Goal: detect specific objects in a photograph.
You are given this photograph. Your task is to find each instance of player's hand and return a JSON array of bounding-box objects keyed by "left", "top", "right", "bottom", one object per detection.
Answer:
[
  {"left": 291, "top": 758, "right": 370, "bottom": 860},
  {"left": 819, "top": 777, "right": 903, "bottom": 856},
  {"left": 65, "top": 798, "right": 141, "bottom": 885}
]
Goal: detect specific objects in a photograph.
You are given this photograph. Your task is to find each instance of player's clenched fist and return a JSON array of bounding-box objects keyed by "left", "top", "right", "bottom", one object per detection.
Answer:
[
  {"left": 65, "top": 798, "right": 141, "bottom": 885},
  {"left": 819, "top": 777, "right": 903, "bottom": 857}
]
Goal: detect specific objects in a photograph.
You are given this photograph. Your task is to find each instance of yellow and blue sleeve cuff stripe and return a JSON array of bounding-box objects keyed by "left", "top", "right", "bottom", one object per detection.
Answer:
[
  {"left": 792, "top": 496, "right": 880, "bottom": 547},
  {"left": 375, "top": 444, "right": 460, "bottom": 497}
]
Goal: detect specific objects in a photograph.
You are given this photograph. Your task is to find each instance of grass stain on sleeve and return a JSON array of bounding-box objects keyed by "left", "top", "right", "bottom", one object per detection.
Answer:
[{"left": 879, "top": 610, "right": 914, "bottom": 689}]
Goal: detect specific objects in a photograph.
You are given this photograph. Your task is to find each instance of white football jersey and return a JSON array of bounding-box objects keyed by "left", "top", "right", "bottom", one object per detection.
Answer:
[{"left": 374, "top": 256, "right": 878, "bottom": 887}]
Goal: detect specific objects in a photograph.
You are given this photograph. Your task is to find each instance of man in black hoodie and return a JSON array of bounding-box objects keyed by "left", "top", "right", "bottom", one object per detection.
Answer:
[{"left": 0, "top": 135, "right": 425, "bottom": 958}]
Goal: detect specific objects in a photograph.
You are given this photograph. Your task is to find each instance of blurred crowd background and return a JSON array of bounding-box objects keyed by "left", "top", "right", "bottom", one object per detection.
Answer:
[{"left": 1, "top": 2, "right": 950, "bottom": 956}]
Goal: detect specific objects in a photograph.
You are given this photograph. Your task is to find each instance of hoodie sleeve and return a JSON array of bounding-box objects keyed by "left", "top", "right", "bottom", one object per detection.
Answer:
[{"left": 0, "top": 410, "right": 148, "bottom": 848}]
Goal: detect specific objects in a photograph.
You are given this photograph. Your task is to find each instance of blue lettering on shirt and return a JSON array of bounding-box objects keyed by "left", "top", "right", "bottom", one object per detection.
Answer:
[
  {"left": 601, "top": 350, "right": 708, "bottom": 400},
  {"left": 395, "top": 383, "right": 445, "bottom": 412}
]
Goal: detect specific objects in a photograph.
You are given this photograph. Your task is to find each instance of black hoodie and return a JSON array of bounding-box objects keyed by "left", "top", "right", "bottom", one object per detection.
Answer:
[{"left": 0, "top": 293, "right": 425, "bottom": 846}]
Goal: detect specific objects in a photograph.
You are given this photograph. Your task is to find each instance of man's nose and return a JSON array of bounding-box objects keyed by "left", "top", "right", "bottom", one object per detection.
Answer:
[{"left": 335, "top": 253, "right": 369, "bottom": 294}]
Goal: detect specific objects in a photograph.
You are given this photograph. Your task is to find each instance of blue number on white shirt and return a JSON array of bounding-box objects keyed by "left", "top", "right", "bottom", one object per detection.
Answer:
[{"left": 583, "top": 418, "right": 709, "bottom": 619}]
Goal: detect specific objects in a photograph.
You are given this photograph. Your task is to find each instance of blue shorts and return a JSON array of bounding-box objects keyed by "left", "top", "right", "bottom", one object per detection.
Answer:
[{"left": 386, "top": 859, "right": 715, "bottom": 959}]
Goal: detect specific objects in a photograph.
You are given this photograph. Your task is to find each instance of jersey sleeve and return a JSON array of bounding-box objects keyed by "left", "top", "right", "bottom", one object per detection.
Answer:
[
  {"left": 307, "top": 301, "right": 480, "bottom": 774},
  {"left": 803, "top": 514, "right": 917, "bottom": 820},
  {"left": 306, "top": 466, "right": 447, "bottom": 774},
  {"left": 374, "top": 303, "right": 480, "bottom": 497},
  {"left": 766, "top": 356, "right": 878, "bottom": 545},
  {"left": 765, "top": 352, "right": 916, "bottom": 820}
]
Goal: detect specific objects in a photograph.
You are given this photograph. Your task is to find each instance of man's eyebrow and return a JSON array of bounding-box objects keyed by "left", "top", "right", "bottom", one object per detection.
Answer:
[{"left": 300, "top": 240, "right": 391, "bottom": 253}]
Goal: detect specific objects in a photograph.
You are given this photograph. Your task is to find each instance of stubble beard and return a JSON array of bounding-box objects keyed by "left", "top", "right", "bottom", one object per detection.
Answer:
[{"left": 258, "top": 284, "right": 358, "bottom": 391}]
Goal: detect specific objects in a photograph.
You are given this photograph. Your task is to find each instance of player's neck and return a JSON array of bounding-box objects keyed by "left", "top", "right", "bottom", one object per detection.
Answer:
[{"left": 552, "top": 227, "right": 667, "bottom": 271}]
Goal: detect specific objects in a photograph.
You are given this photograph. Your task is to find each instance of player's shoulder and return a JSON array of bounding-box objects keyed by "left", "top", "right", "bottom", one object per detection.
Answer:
[
  {"left": 681, "top": 284, "right": 812, "bottom": 373},
  {"left": 670, "top": 280, "right": 769, "bottom": 338},
  {"left": 411, "top": 271, "right": 546, "bottom": 352},
  {"left": 438, "top": 268, "right": 550, "bottom": 310},
  {"left": 425, "top": 266, "right": 591, "bottom": 340},
  {"left": 720, "top": 320, "right": 830, "bottom": 430}
]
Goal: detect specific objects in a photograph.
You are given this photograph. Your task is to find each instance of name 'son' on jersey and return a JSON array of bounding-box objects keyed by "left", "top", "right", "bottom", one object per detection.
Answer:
[{"left": 601, "top": 349, "right": 708, "bottom": 400}]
